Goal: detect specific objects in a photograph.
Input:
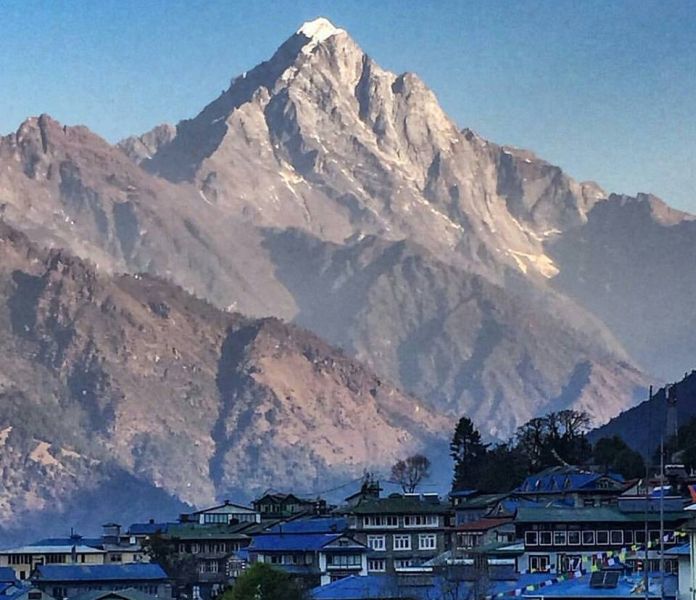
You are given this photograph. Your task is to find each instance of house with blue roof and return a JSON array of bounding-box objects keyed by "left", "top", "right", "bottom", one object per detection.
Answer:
[
  {"left": 0, "top": 526, "right": 146, "bottom": 583},
  {"left": 31, "top": 564, "right": 171, "bottom": 600},
  {"left": 248, "top": 532, "right": 368, "bottom": 587},
  {"left": 268, "top": 517, "right": 349, "bottom": 535},
  {"left": 515, "top": 467, "right": 628, "bottom": 508}
]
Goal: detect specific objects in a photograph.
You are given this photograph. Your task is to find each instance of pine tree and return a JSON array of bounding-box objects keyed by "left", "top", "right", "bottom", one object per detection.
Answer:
[{"left": 450, "top": 416, "right": 488, "bottom": 491}]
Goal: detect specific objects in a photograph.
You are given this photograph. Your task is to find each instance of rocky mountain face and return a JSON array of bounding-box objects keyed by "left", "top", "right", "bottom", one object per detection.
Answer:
[
  {"left": 0, "top": 221, "right": 448, "bottom": 542},
  {"left": 547, "top": 194, "right": 696, "bottom": 380},
  {"left": 0, "top": 16, "right": 691, "bottom": 536}
]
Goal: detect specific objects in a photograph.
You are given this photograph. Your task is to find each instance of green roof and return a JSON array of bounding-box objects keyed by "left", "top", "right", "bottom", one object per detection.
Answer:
[
  {"left": 456, "top": 493, "right": 510, "bottom": 509},
  {"left": 349, "top": 496, "right": 450, "bottom": 515},
  {"left": 515, "top": 506, "right": 689, "bottom": 524},
  {"left": 167, "top": 523, "right": 251, "bottom": 540}
]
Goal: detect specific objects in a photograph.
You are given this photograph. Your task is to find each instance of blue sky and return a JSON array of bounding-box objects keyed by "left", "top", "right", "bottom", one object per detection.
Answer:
[{"left": 0, "top": 1, "right": 694, "bottom": 211}]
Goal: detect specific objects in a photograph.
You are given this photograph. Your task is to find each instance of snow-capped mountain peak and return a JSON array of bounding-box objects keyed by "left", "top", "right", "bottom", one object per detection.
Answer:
[{"left": 296, "top": 17, "right": 344, "bottom": 42}]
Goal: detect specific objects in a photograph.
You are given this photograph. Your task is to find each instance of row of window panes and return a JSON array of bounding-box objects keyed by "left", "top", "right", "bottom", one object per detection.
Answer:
[
  {"left": 525, "top": 530, "right": 671, "bottom": 547},
  {"left": 268, "top": 554, "right": 312, "bottom": 566},
  {"left": 178, "top": 542, "right": 240, "bottom": 554},
  {"left": 326, "top": 554, "right": 362, "bottom": 567},
  {"left": 363, "top": 515, "right": 438, "bottom": 528},
  {"left": 367, "top": 534, "right": 437, "bottom": 551},
  {"left": 198, "top": 561, "right": 219, "bottom": 573}
]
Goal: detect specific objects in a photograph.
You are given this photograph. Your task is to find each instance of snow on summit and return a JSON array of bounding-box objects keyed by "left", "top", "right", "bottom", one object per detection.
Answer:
[{"left": 297, "top": 17, "right": 344, "bottom": 42}]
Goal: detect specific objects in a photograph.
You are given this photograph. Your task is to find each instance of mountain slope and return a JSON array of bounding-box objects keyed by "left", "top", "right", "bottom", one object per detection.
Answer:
[
  {"left": 261, "top": 229, "right": 646, "bottom": 436},
  {"left": 589, "top": 370, "right": 696, "bottom": 456},
  {"left": 0, "top": 221, "right": 448, "bottom": 540},
  {"left": 547, "top": 193, "right": 696, "bottom": 380}
]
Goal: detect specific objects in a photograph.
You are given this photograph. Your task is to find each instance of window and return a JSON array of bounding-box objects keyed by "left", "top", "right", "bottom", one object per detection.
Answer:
[
  {"left": 368, "top": 559, "right": 385, "bottom": 572},
  {"left": 52, "top": 588, "right": 67, "bottom": 599},
  {"left": 404, "top": 515, "right": 438, "bottom": 527},
  {"left": 624, "top": 530, "right": 634, "bottom": 544},
  {"left": 553, "top": 531, "right": 567, "bottom": 546},
  {"left": 367, "top": 535, "right": 385, "bottom": 551},
  {"left": 610, "top": 531, "right": 623, "bottom": 545},
  {"left": 418, "top": 534, "right": 437, "bottom": 550},
  {"left": 28, "top": 593, "right": 42, "bottom": 600},
  {"left": 525, "top": 531, "right": 538, "bottom": 546},
  {"left": 394, "top": 558, "right": 415, "bottom": 570},
  {"left": 327, "top": 554, "right": 361, "bottom": 567},
  {"left": 567, "top": 531, "right": 581, "bottom": 545},
  {"left": 203, "top": 513, "right": 229, "bottom": 524},
  {"left": 582, "top": 531, "right": 595, "bottom": 545},
  {"left": 529, "top": 555, "right": 550, "bottom": 572},
  {"left": 393, "top": 535, "right": 411, "bottom": 551},
  {"left": 364, "top": 516, "right": 398, "bottom": 528},
  {"left": 46, "top": 554, "right": 66, "bottom": 564},
  {"left": 596, "top": 531, "right": 609, "bottom": 545},
  {"left": 191, "top": 543, "right": 200, "bottom": 554},
  {"left": 539, "top": 531, "right": 552, "bottom": 546},
  {"left": 109, "top": 554, "right": 122, "bottom": 562},
  {"left": 635, "top": 530, "right": 646, "bottom": 544}
]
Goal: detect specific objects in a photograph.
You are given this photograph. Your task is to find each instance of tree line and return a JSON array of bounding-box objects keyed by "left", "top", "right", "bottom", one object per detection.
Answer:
[{"left": 450, "top": 409, "right": 646, "bottom": 492}]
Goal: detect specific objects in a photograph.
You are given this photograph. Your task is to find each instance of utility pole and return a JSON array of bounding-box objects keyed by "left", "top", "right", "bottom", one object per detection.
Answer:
[
  {"left": 643, "top": 385, "right": 653, "bottom": 600},
  {"left": 660, "top": 437, "right": 665, "bottom": 600},
  {"left": 644, "top": 461, "right": 649, "bottom": 600}
]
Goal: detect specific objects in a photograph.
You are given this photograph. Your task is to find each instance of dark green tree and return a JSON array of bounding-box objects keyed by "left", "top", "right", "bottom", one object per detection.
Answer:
[
  {"left": 515, "top": 410, "right": 592, "bottom": 470},
  {"left": 223, "top": 563, "right": 306, "bottom": 600},
  {"left": 450, "top": 416, "right": 488, "bottom": 491},
  {"left": 476, "top": 442, "right": 528, "bottom": 493},
  {"left": 594, "top": 435, "right": 645, "bottom": 479},
  {"left": 141, "top": 534, "right": 198, "bottom": 591},
  {"left": 613, "top": 448, "right": 646, "bottom": 480}
]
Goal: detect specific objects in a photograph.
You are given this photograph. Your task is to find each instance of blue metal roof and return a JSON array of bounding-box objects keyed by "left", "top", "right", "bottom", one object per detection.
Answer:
[
  {"left": 0, "top": 568, "right": 16, "bottom": 583},
  {"left": 250, "top": 533, "right": 361, "bottom": 553},
  {"left": 313, "top": 572, "right": 674, "bottom": 600},
  {"left": 30, "top": 538, "right": 102, "bottom": 548},
  {"left": 520, "top": 572, "right": 677, "bottom": 598},
  {"left": 517, "top": 467, "right": 624, "bottom": 494},
  {"left": 127, "top": 523, "right": 172, "bottom": 536},
  {"left": 311, "top": 575, "right": 553, "bottom": 600},
  {"left": 33, "top": 564, "right": 168, "bottom": 582},
  {"left": 269, "top": 518, "right": 348, "bottom": 534},
  {"left": 666, "top": 543, "right": 690, "bottom": 556}
]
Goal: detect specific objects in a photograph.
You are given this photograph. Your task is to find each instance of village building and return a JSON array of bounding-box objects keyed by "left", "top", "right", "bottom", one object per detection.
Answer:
[
  {"left": 514, "top": 500, "right": 689, "bottom": 574},
  {"left": 342, "top": 492, "right": 451, "bottom": 575},
  {"left": 252, "top": 493, "right": 329, "bottom": 519},
  {"left": 31, "top": 564, "right": 171, "bottom": 600},
  {"left": 248, "top": 531, "right": 368, "bottom": 587},
  {"left": 178, "top": 501, "right": 261, "bottom": 526}
]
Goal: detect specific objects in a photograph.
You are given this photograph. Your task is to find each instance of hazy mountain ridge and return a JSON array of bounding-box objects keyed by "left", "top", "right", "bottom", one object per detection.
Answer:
[{"left": 0, "top": 221, "right": 447, "bottom": 541}]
